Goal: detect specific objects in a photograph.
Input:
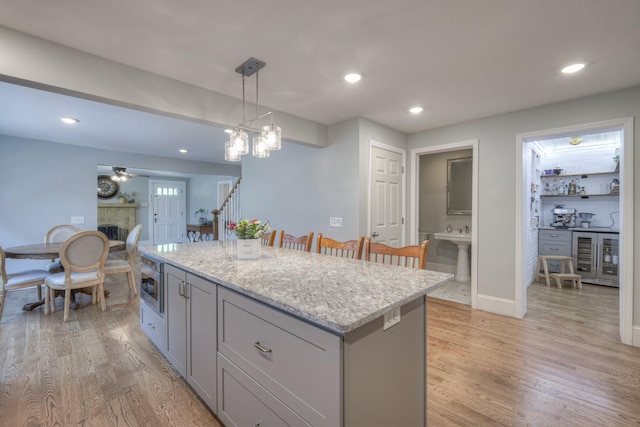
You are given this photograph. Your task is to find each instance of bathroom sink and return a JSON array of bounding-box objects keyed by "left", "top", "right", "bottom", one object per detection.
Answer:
[
  {"left": 433, "top": 231, "right": 472, "bottom": 282},
  {"left": 433, "top": 231, "right": 472, "bottom": 244}
]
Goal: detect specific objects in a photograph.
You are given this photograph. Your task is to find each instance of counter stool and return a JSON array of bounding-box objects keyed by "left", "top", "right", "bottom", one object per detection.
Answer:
[{"left": 536, "top": 255, "right": 582, "bottom": 289}]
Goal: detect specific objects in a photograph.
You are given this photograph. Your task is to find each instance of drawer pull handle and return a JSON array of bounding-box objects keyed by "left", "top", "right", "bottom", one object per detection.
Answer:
[
  {"left": 147, "top": 323, "right": 155, "bottom": 330},
  {"left": 254, "top": 341, "right": 272, "bottom": 354}
]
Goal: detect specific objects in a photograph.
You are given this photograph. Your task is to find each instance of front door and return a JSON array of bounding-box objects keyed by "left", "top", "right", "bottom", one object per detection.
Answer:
[
  {"left": 370, "top": 144, "right": 404, "bottom": 247},
  {"left": 152, "top": 181, "right": 185, "bottom": 244}
]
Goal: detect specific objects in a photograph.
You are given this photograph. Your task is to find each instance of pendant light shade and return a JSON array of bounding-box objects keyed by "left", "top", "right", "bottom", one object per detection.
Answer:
[
  {"left": 262, "top": 123, "right": 281, "bottom": 150},
  {"left": 252, "top": 136, "right": 270, "bottom": 158},
  {"left": 224, "top": 140, "right": 241, "bottom": 162}
]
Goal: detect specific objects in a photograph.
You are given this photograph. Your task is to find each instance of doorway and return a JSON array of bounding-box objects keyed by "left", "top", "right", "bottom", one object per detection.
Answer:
[
  {"left": 410, "top": 139, "right": 479, "bottom": 308},
  {"left": 515, "top": 117, "right": 634, "bottom": 345}
]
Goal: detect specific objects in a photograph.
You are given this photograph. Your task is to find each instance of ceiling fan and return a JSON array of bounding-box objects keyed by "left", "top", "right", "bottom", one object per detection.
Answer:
[{"left": 111, "top": 166, "right": 149, "bottom": 181}]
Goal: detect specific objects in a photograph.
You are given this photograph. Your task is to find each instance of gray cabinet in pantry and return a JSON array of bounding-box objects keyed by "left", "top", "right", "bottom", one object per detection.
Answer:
[
  {"left": 165, "top": 264, "right": 217, "bottom": 412},
  {"left": 538, "top": 229, "right": 572, "bottom": 273}
]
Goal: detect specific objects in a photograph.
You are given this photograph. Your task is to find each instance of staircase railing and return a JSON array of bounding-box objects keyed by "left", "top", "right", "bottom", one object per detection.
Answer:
[{"left": 212, "top": 177, "right": 242, "bottom": 241}]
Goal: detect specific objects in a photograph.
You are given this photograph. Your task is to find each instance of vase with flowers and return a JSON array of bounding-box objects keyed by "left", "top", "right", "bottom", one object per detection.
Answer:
[{"left": 229, "top": 218, "right": 270, "bottom": 259}]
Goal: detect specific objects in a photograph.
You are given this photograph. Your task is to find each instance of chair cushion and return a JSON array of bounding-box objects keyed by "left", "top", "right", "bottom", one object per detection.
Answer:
[
  {"left": 104, "top": 259, "right": 131, "bottom": 272},
  {"left": 45, "top": 271, "right": 100, "bottom": 287},
  {"left": 45, "top": 261, "right": 63, "bottom": 273},
  {"left": 6, "top": 269, "right": 50, "bottom": 286}
]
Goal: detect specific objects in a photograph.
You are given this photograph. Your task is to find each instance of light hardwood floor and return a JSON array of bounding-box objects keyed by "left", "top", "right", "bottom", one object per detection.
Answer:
[{"left": 2, "top": 267, "right": 639, "bottom": 426}]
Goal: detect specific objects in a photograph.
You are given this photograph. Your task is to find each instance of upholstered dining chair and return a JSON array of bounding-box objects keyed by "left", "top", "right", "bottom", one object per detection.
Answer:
[
  {"left": 279, "top": 231, "right": 314, "bottom": 252},
  {"left": 365, "top": 238, "right": 429, "bottom": 270},
  {"left": 104, "top": 224, "right": 142, "bottom": 296},
  {"left": 260, "top": 230, "right": 277, "bottom": 247},
  {"left": 44, "top": 224, "right": 82, "bottom": 276},
  {"left": 0, "top": 246, "right": 50, "bottom": 322},
  {"left": 44, "top": 230, "right": 109, "bottom": 322},
  {"left": 316, "top": 233, "right": 365, "bottom": 259}
]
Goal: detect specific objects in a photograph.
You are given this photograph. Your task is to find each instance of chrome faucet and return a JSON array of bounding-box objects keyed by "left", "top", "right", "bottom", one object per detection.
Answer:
[{"left": 465, "top": 225, "right": 469, "bottom": 234}]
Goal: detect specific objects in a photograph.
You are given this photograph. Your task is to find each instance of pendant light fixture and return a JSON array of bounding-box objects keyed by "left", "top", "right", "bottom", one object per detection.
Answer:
[{"left": 224, "top": 57, "right": 282, "bottom": 161}]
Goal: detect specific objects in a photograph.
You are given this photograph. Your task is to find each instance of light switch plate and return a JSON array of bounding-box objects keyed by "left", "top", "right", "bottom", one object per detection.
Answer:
[
  {"left": 329, "top": 217, "right": 343, "bottom": 227},
  {"left": 70, "top": 216, "right": 85, "bottom": 224},
  {"left": 383, "top": 307, "right": 401, "bottom": 330}
]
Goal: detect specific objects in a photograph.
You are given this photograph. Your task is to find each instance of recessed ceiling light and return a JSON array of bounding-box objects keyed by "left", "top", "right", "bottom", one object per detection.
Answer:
[
  {"left": 561, "top": 63, "right": 586, "bottom": 74},
  {"left": 60, "top": 117, "right": 79, "bottom": 124},
  {"left": 224, "top": 128, "right": 233, "bottom": 134},
  {"left": 409, "top": 106, "right": 423, "bottom": 114},
  {"left": 344, "top": 72, "right": 363, "bottom": 83},
  {"left": 179, "top": 149, "right": 189, "bottom": 153}
]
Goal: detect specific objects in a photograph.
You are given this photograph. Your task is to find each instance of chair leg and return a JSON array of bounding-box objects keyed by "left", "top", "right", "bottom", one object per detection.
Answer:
[
  {"left": 44, "top": 286, "right": 50, "bottom": 315},
  {"left": 0, "top": 290, "right": 6, "bottom": 322},
  {"left": 98, "top": 282, "right": 106, "bottom": 312},
  {"left": 37, "top": 284, "right": 42, "bottom": 300},
  {"left": 577, "top": 277, "right": 583, "bottom": 290},
  {"left": 128, "top": 271, "right": 138, "bottom": 295},
  {"left": 63, "top": 290, "right": 71, "bottom": 322}
]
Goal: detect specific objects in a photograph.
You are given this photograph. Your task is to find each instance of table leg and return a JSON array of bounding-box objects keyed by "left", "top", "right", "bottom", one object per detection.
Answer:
[{"left": 22, "top": 288, "right": 109, "bottom": 311}]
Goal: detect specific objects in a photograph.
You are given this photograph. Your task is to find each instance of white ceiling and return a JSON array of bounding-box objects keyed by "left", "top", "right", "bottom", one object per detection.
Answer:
[{"left": 1, "top": 0, "right": 640, "bottom": 163}]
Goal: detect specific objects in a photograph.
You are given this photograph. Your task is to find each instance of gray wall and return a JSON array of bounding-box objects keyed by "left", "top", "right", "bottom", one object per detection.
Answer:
[
  {"left": 242, "top": 119, "right": 360, "bottom": 246},
  {"left": 407, "top": 85, "right": 640, "bottom": 325},
  {"left": 0, "top": 135, "right": 240, "bottom": 273}
]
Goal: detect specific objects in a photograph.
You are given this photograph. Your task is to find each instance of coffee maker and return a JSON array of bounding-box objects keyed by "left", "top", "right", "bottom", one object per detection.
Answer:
[{"left": 551, "top": 207, "right": 576, "bottom": 228}]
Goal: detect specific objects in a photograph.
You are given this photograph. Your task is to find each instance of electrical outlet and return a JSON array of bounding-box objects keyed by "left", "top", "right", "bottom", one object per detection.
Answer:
[
  {"left": 383, "top": 307, "right": 401, "bottom": 330},
  {"left": 70, "top": 216, "right": 84, "bottom": 224},
  {"left": 329, "top": 217, "right": 343, "bottom": 227}
]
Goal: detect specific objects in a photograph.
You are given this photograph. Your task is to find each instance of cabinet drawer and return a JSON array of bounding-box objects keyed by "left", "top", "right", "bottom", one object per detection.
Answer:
[
  {"left": 218, "top": 287, "right": 340, "bottom": 426},
  {"left": 539, "top": 241, "right": 571, "bottom": 256},
  {"left": 217, "top": 353, "right": 310, "bottom": 427},
  {"left": 539, "top": 230, "right": 572, "bottom": 242},
  {"left": 140, "top": 300, "right": 166, "bottom": 351}
]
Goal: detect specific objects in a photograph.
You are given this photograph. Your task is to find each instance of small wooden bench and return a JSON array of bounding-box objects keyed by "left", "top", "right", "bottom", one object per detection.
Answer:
[{"left": 536, "top": 255, "right": 582, "bottom": 289}]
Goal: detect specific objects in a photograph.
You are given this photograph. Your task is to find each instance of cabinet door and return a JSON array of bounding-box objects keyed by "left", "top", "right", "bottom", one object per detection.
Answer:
[
  {"left": 165, "top": 265, "right": 187, "bottom": 377},
  {"left": 186, "top": 273, "right": 217, "bottom": 412}
]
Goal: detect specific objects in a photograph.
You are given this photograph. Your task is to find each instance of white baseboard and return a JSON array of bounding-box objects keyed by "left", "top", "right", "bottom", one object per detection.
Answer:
[
  {"left": 632, "top": 325, "right": 640, "bottom": 348},
  {"left": 476, "top": 294, "right": 518, "bottom": 318}
]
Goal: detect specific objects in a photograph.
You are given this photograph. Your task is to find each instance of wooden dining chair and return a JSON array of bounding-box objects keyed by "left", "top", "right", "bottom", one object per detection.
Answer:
[
  {"left": 279, "top": 231, "right": 314, "bottom": 252},
  {"left": 260, "top": 230, "right": 277, "bottom": 247},
  {"left": 0, "top": 246, "right": 50, "bottom": 322},
  {"left": 316, "top": 233, "right": 365, "bottom": 259},
  {"left": 365, "top": 238, "right": 429, "bottom": 269},
  {"left": 44, "top": 231, "right": 109, "bottom": 322},
  {"left": 44, "top": 224, "right": 82, "bottom": 276},
  {"left": 104, "top": 224, "right": 142, "bottom": 295}
]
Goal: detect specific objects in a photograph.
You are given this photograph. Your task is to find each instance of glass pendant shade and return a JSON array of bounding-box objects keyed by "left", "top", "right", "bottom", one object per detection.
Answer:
[
  {"left": 230, "top": 129, "right": 249, "bottom": 155},
  {"left": 262, "top": 123, "right": 281, "bottom": 150},
  {"left": 224, "top": 140, "right": 241, "bottom": 162},
  {"left": 252, "top": 136, "right": 270, "bottom": 158}
]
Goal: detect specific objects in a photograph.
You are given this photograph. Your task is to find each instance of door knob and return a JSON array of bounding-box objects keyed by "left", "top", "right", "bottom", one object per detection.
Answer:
[{"left": 372, "top": 232, "right": 379, "bottom": 238}]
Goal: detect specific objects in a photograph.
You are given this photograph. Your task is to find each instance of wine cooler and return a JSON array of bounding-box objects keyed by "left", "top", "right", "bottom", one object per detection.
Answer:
[{"left": 572, "top": 232, "right": 619, "bottom": 287}]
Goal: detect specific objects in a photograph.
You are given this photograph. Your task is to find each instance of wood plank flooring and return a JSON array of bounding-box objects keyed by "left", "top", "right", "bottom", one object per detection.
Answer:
[
  {"left": 428, "top": 282, "right": 640, "bottom": 426},
  {"left": 2, "top": 264, "right": 639, "bottom": 426}
]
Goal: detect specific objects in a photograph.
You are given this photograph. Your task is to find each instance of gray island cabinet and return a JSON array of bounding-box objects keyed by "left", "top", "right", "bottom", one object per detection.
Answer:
[{"left": 139, "top": 241, "right": 452, "bottom": 427}]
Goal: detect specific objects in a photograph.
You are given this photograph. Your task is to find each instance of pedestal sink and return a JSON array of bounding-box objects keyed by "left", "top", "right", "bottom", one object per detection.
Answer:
[{"left": 434, "top": 231, "right": 472, "bottom": 282}]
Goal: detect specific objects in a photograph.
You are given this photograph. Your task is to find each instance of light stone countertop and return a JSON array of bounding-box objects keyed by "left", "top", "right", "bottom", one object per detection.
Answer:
[{"left": 139, "top": 241, "right": 453, "bottom": 335}]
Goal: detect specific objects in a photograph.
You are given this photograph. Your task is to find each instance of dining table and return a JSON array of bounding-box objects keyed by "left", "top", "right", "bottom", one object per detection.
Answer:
[{"left": 3, "top": 240, "right": 125, "bottom": 311}]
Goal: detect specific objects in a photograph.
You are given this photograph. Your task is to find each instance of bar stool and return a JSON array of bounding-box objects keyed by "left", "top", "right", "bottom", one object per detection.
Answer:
[{"left": 536, "top": 255, "right": 582, "bottom": 289}]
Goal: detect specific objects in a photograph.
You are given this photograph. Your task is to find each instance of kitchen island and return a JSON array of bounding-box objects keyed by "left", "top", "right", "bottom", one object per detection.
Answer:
[{"left": 139, "top": 241, "right": 452, "bottom": 426}]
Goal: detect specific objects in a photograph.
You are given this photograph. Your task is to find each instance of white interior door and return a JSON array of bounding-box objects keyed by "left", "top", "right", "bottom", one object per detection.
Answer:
[
  {"left": 370, "top": 144, "right": 404, "bottom": 247},
  {"left": 218, "top": 180, "right": 232, "bottom": 208},
  {"left": 152, "top": 181, "right": 186, "bottom": 244}
]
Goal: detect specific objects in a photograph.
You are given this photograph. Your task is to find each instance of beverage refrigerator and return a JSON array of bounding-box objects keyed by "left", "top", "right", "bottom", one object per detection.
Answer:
[{"left": 572, "top": 232, "right": 619, "bottom": 287}]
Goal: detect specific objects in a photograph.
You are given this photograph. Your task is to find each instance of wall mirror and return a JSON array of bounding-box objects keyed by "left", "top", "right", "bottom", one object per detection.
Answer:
[{"left": 447, "top": 157, "right": 472, "bottom": 215}]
